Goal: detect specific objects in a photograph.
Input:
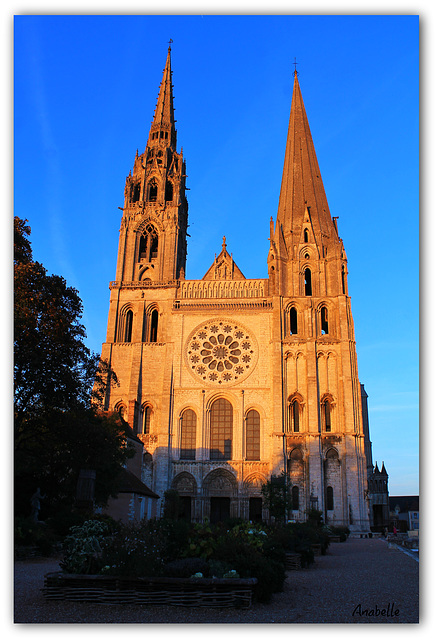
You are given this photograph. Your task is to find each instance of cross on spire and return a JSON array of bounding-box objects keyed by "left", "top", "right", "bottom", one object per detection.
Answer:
[
  {"left": 168, "top": 38, "right": 173, "bottom": 51},
  {"left": 293, "top": 57, "right": 299, "bottom": 76}
]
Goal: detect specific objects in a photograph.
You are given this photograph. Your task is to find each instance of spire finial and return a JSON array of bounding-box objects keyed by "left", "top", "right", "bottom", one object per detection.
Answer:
[
  {"left": 168, "top": 38, "right": 173, "bottom": 52},
  {"left": 222, "top": 236, "right": 227, "bottom": 252},
  {"left": 293, "top": 57, "right": 299, "bottom": 77}
]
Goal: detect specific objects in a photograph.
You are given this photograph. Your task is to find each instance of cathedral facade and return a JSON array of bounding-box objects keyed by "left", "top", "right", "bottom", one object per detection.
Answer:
[{"left": 99, "top": 47, "right": 385, "bottom": 532}]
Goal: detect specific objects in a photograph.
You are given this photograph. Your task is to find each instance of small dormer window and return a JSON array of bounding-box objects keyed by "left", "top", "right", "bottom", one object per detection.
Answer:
[{"left": 304, "top": 229, "right": 309, "bottom": 243}]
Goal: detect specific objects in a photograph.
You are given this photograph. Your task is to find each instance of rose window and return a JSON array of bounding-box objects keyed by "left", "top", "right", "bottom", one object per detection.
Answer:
[{"left": 185, "top": 319, "right": 258, "bottom": 386}]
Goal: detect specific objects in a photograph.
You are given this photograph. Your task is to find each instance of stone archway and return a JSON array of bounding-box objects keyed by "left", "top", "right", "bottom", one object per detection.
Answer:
[
  {"left": 202, "top": 468, "right": 237, "bottom": 523},
  {"left": 172, "top": 472, "right": 197, "bottom": 521}
]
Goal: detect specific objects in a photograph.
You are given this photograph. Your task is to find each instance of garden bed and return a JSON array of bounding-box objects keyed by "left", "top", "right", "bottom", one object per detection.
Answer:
[{"left": 42, "top": 572, "right": 257, "bottom": 608}]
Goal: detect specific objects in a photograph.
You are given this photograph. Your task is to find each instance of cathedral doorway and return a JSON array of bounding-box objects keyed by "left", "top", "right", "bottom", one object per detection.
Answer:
[
  {"left": 210, "top": 497, "right": 230, "bottom": 524},
  {"left": 179, "top": 496, "right": 192, "bottom": 521},
  {"left": 249, "top": 497, "right": 263, "bottom": 522}
]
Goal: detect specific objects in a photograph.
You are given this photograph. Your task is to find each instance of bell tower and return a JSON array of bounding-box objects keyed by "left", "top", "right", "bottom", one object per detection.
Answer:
[
  {"left": 268, "top": 69, "right": 370, "bottom": 530},
  {"left": 115, "top": 44, "right": 188, "bottom": 284}
]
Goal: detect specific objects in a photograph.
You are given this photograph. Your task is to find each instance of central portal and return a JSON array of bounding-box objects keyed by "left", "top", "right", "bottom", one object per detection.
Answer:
[{"left": 210, "top": 497, "right": 230, "bottom": 524}]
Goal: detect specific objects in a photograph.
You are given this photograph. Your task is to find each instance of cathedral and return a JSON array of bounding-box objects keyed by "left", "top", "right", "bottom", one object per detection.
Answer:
[{"left": 99, "top": 47, "right": 388, "bottom": 532}]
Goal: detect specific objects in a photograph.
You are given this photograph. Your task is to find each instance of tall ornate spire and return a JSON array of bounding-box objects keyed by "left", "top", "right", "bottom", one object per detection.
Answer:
[
  {"left": 276, "top": 70, "right": 335, "bottom": 246},
  {"left": 148, "top": 44, "right": 176, "bottom": 149}
]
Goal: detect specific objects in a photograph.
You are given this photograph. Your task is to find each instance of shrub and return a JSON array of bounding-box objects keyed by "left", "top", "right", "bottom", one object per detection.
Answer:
[
  {"left": 163, "top": 557, "right": 210, "bottom": 578},
  {"left": 60, "top": 519, "right": 110, "bottom": 574},
  {"left": 212, "top": 535, "right": 285, "bottom": 603},
  {"left": 14, "top": 516, "right": 57, "bottom": 556},
  {"left": 207, "top": 558, "right": 234, "bottom": 578},
  {"left": 183, "top": 521, "right": 217, "bottom": 559},
  {"left": 330, "top": 525, "right": 350, "bottom": 541}
]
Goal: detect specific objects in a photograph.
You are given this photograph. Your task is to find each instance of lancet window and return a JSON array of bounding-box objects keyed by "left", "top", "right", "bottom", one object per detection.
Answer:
[
  {"left": 210, "top": 398, "right": 233, "bottom": 460},
  {"left": 304, "top": 268, "right": 312, "bottom": 296},
  {"left": 245, "top": 409, "right": 260, "bottom": 461},
  {"left": 138, "top": 224, "right": 159, "bottom": 262},
  {"left": 180, "top": 409, "right": 196, "bottom": 460}
]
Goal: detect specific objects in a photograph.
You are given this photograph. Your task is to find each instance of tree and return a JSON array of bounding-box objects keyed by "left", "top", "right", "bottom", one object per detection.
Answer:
[
  {"left": 14, "top": 217, "right": 130, "bottom": 517},
  {"left": 261, "top": 472, "right": 293, "bottom": 524}
]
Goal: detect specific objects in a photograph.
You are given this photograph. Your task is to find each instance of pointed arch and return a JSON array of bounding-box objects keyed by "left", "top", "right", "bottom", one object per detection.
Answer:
[
  {"left": 304, "top": 268, "right": 312, "bottom": 296},
  {"left": 287, "top": 393, "right": 304, "bottom": 433},
  {"left": 180, "top": 408, "right": 197, "bottom": 460},
  {"left": 209, "top": 397, "right": 233, "bottom": 460},
  {"left": 138, "top": 223, "right": 159, "bottom": 263},
  {"left": 117, "top": 304, "right": 134, "bottom": 343},
  {"left": 139, "top": 403, "right": 153, "bottom": 435},
  {"left": 321, "top": 394, "right": 335, "bottom": 433},
  {"left": 289, "top": 306, "right": 298, "bottom": 335},
  {"left": 114, "top": 400, "right": 127, "bottom": 422},
  {"left": 321, "top": 305, "right": 329, "bottom": 335},
  {"left": 143, "top": 304, "right": 159, "bottom": 343},
  {"left": 147, "top": 179, "right": 158, "bottom": 202},
  {"left": 245, "top": 408, "right": 260, "bottom": 461}
]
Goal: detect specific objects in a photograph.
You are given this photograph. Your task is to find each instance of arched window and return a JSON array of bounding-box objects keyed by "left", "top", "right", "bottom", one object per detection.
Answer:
[
  {"left": 124, "top": 310, "right": 133, "bottom": 342},
  {"left": 322, "top": 399, "right": 332, "bottom": 432},
  {"left": 116, "top": 403, "right": 127, "bottom": 422},
  {"left": 326, "top": 486, "right": 334, "bottom": 510},
  {"left": 180, "top": 409, "right": 196, "bottom": 460},
  {"left": 149, "top": 309, "right": 158, "bottom": 342},
  {"left": 341, "top": 265, "right": 346, "bottom": 294},
  {"left": 321, "top": 306, "right": 329, "bottom": 335},
  {"left": 165, "top": 181, "right": 173, "bottom": 202},
  {"left": 270, "top": 265, "right": 275, "bottom": 291},
  {"left": 143, "top": 306, "right": 159, "bottom": 343},
  {"left": 246, "top": 409, "right": 260, "bottom": 461},
  {"left": 289, "top": 307, "right": 298, "bottom": 335},
  {"left": 210, "top": 398, "right": 233, "bottom": 460},
  {"left": 148, "top": 180, "right": 158, "bottom": 202},
  {"left": 304, "top": 228, "right": 309, "bottom": 243},
  {"left": 289, "top": 399, "right": 300, "bottom": 433},
  {"left": 138, "top": 224, "right": 158, "bottom": 262},
  {"left": 304, "top": 268, "right": 312, "bottom": 296},
  {"left": 142, "top": 405, "right": 152, "bottom": 434},
  {"left": 132, "top": 182, "right": 141, "bottom": 203},
  {"left": 292, "top": 485, "right": 299, "bottom": 510}
]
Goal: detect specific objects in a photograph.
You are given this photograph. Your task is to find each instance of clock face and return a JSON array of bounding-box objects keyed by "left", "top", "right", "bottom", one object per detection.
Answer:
[{"left": 185, "top": 318, "right": 258, "bottom": 387}]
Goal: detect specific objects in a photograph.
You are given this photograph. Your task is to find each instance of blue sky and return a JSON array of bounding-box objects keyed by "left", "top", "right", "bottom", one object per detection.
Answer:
[{"left": 14, "top": 14, "right": 419, "bottom": 496}]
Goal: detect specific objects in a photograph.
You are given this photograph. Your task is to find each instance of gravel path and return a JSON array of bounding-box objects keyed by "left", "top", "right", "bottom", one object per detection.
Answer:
[{"left": 13, "top": 538, "right": 419, "bottom": 624}]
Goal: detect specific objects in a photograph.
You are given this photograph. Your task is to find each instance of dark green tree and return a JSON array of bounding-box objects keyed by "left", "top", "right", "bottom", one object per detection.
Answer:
[
  {"left": 14, "top": 216, "right": 130, "bottom": 517},
  {"left": 261, "top": 471, "right": 293, "bottom": 524}
]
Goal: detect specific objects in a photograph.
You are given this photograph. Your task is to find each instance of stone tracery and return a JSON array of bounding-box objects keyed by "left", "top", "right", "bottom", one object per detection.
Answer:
[{"left": 185, "top": 319, "right": 258, "bottom": 386}]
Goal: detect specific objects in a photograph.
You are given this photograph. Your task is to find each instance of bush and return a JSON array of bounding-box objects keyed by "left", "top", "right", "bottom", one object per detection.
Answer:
[
  {"left": 183, "top": 521, "right": 217, "bottom": 559},
  {"left": 60, "top": 519, "right": 110, "bottom": 574},
  {"left": 99, "top": 518, "right": 189, "bottom": 577},
  {"left": 329, "top": 525, "right": 350, "bottom": 541},
  {"left": 14, "top": 516, "right": 57, "bottom": 556},
  {"left": 163, "top": 557, "right": 210, "bottom": 578},
  {"left": 207, "top": 558, "right": 234, "bottom": 578},
  {"left": 212, "top": 535, "right": 285, "bottom": 603}
]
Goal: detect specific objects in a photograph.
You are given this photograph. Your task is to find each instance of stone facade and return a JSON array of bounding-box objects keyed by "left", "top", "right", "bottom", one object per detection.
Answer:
[{"left": 99, "top": 47, "right": 385, "bottom": 532}]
